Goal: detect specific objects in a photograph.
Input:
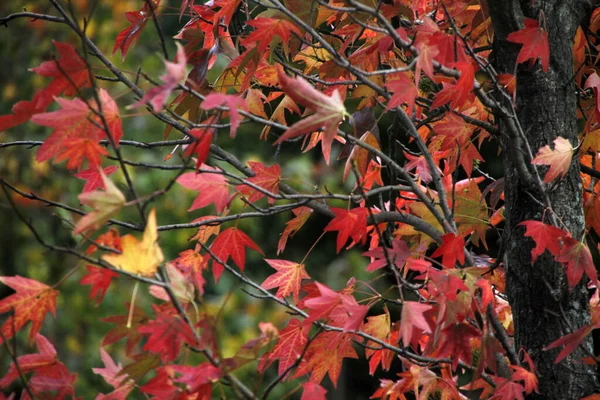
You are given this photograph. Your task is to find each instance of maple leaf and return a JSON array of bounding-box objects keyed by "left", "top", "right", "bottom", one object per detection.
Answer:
[
  {"left": 32, "top": 96, "right": 108, "bottom": 170},
  {"left": 172, "top": 249, "right": 207, "bottom": 294},
  {"left": 511, "top": 365, "right": 539, "bottom": 394},
  {"left": 519, "top": 220, "right": 566, "bottom": 262},
  {"left": 149, "top": 262, "right": 195, "bottom": 303},
  {"left": 340, "top": 295, "right": 369, "bottom": 333},
  {"left": 301, "top": 382, "right": 327, "bottom": 400},
  {"left": 531, "top": 137, "right": 574, "bottom": 182},
  {"left": 177, "top": 166, "right": 233, "bottom": 213},
  {"left": 585, "top": 72, "right": 600, "bottom": 121},
  {"left": 201, "top": 93, "right": 248, "bottom": 138},
  {"left": 491, "top": 378, "right": 526, "bottom": 400},
  {"left": 435, "top": 322, "right": 480, "bottom": 370},
  {"left": 431, "top": 61, "right": 475, "bottom": 110},
  {"left": 0, "top": 276, "right": 58, "bottom": 345},
  {"left": 242, "top": 18, "right": 303, "bottom": 55},
  {"left": 102, "top": 208, "right": 164, "bottom": 276},
  {"left": 293, "top": 331, "right": 358, "bottom": 388},
  {"left": 262, "top": 259, "right": 310, "bottom": 303},
  {"left": 304, "top": 282, "right": 343, "bottom": 324},
  {"left": 113, "top": 8, "right": 151, "bottom": 61},
  {"left": 189, "top": 215, "right": 222, "bottom": 244},
  {"left": 273, "top": 66, "right": 347, "bottom": 164},
  {"left": 385, "top": 72, "right": 417, "bottom": 114},
  {"left": 399, "top": 301, "right": 433, "bottom": 347},
  {"left": 431, "top": 233, "right": 466, "bottom": 269},
  {"left": 172, "top": 363, "right": 221, "bottom": 395},
  {"left": 74, "top": 170, "right": 125, "bottom": 235},
  {"left": 363, "top": 238, "right": 410, "bottom": 272},
  {"left": 324, "top": 207, "right": 369, "bottom": 253},
  {"left": 138, "top": 307, "right": 197, "bottom": 362},
  {"left": 80, "top": 266, "right": 120, "bottom": 305},
  {"left": 343, "top": 131, "right": 381, "bottom": 182},
  {"left": 258, "top": 318, "right": 308, "bottom": 379},
  {"left": 209, "top": 227, "right": 264, "bottom": 282},
  {"left": 543, "top": 323, "right": 595, "bottom": 363},
  {"left": 363, "top": 310, "right": 397, "bottom": 375},
  {"left": 278, "top": 206, "right": 313, "bottom": 254},
  {"left": 184, "top": 126, "right": 214, "bottom": 172},
  {"left": 557, "top": 237, "right": 599, "bottom": 289},
  {"left": 130, "top": 43, "right": 187, "bottom": 111},
  {"left": 101, "top": 305, "right": 146, "bottom": 355},
  {"left": 75, "top": 166, "right": 119, "bottom": 193},
  {"left": 506, "top": 18, "right": 549, "bottom": 72},
  {"left": 30, "top": 41, "right": 91, "bottom": 108},
  {"left": 236, "top": 161, "right": 281, "bottom": 205},
  {"left": 92, "top": 348, "right": 135, "bottom": 399}
]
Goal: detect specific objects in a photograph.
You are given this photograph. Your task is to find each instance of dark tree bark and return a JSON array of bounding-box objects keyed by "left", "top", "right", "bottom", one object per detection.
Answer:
[{"left": 488, "top": 1, "right": 599, "bottom": 398}]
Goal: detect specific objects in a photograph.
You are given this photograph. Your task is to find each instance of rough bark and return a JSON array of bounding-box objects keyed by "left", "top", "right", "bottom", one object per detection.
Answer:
[{"left": 488, "top": 1, "right": 599, "bottom": 398}]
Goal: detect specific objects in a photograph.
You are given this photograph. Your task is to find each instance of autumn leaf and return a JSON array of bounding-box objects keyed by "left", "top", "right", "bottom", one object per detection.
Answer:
[
  {"left": 324, "top": 207, "right": 369, "bottom": 253},
  {"left": 172, "top": 249, "right": 207, "bottom": 295},
  {"left": 0, "top": 276, "right": 58, "bottom": 345},
  {"left": 177, "top": 166, "right": 233, "bottom": 213},
  {"left": 200, "top": 93, "right": 248, "bottom": 138},
  {"left": 385, "top": 72, "right": 417, "bottom": 114},
  {"left": 273, "top": 66, "right": 347, "bottom": 164},
  {"left": 258, "top": 318, "right": 308, "bottom": 379},
  {"left": 92, "top": 348, "right": 135, "bottom": 399},
  {"left": 556, "top": 237, "right": 599, "bottom": 289},
  {"left": 431, "top": 233, "right": 466, "bottom": 269},
  {"left": 278, "top": 206, "right": 313, "bottom": 254},
  {"left": 149, "top": 262, "right": 195, "bottom": 303},
  {"left": 74, "top": 170, "right": 125, "bottom": 235},
  {"left": 80, "top": 266, "right": 120, "bottom": 305},
  {"left": 130, "top": 43, "right": 187, "bottom": 111},
  {"left": 293, "top": 331, "right": 358, "bottom": 387},
  {"left": 343, "top": 131, "right": 381, "bottom": 182},
  {"left": 262, "top": 259, "right": 310, "bottom": 303},
  {"left": 519, "top": 220, "right": 566, "bottom": 262},
  {"left": 101, "top": 305, "right": 146, "bottom": 355},
  {"left": 362, "top": 238, "right": 410, "bottom": 272},
  {"left": 113, "top": 8, "right": 152, "bottom": 61},
  {"left": 399, "top": 301, "right": 433, "bottom": 347},
  {"left": 236, "top": 161, "right": 281, "bottom": 204},
  {"left": 184, "top": 126, "right": 214, "bottom": 172},
  {"left": 102, "top": 208, "right": 164, "bottom": 276},
  {"left": 242, "top": 18, "right": 303, "bottom": 55},
  {"left": 531, "top": 137, "right": 574, "bottom": 182},
  {"left": 434, "top": 322, "right": 480, "bottom": 371},
  {"left": 172, "top": 363, "right": 221, "bottom": 395},
  {"left": 75, "top": 166, "right": 119, "bottom": 193},
  {"left": 507, "top": 18, "right": 549, "bottom": 72},
  {"left": 138, "top": 307, "right": 198, "bottom": 362},
  {"left": 543, "top": 323, "right": 595, "bottom": 364},
  {"left": 209, "top": 227, "right": 264, "bottom": 282},
  {"left": 301, "top": 382, "right": 327, "bottom": 400}
]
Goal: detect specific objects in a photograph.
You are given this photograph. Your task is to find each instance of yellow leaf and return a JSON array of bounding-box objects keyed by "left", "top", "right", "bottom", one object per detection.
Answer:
[{"left": 102, "top": 209, "right": 164, "bottom": 276}]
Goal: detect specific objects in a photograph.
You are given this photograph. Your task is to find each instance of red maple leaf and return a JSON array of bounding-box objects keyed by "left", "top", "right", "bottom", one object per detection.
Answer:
[
  {"left": 293, "top": 331, "right": 358, "bottom": 387},
  {"left": 324, "top": 207, "right": 369, "bottom": 253},
  {"left": 506, "top": 18, "right": 549, "bottom": 72},
  {"left": 209, "top": 227, "right": 264, "bottom": 282},
  {"left": 176, "top": 166, "right": 233, "bottom": 213},
  {"left": 398, "top": 301, "right": 433, "bottom": 347},
  {"left": 363, "top": 238, "right": 410, "bottom": 272},
  {"left": 431, "top": 233, "right": 466, "bottom": 269},
  {"left": 172, "top": 249, "right": 207, "bottom": 295},
  {"left": 340, "top": 295, "right": 369, "bottom": 333},
  {"left": 113, "top": 8, "right": 152, "bottom": 61},
  {"left": 201, "top": 93, "right": 248, "bottom": 138},
  {"left": 273, "top": 66, "right": 347, "bottom": 164},
  {"left": 75, "top": 166, "right": 119, "bottom": 193},
  {"left": 385, "top": 73, "right": 417, "bottom": 114},
  {"left": 184, "top": 125, "right": 214, "bottom": 172},
  {"left": 518, "top": 220, "right": 566, "bottom": 262},
  {"left": 556, "top": 237, "right": 599, "bottom": 289},
  {"left": 138, "top": 306, "right": 198, "bottom": 362},
  {"left": 278, "top": 206, "right": 313, "bottom": 254},
  {"left": 92, "top": 348, "right": 135, "bottom": 399},
  {"left": 242, "top": 18, "right": 303, "bottom": 55},
  {"left": 80, "top": 266, "right": 120, "bottom": 305},
  {"left": 130, "top": 43, "right": 187, "bottom": 111},
  {"left": 236, "top": 161, "right": 281, "bottom": 205},
  {"left": 431, "top": 61, "right": 475, "bottom": 110},
  {"left": 172, "top": 363, "right": 221, "bottom": 395},
  {"left": 0, "top": 276, "right": 58, "bottom": 345},
  {"left": 262, "top": 259, "right": 310, "bottom": 303},
  {"left": 301, "top": 382, "right": 327, "bottom": 400},
  {"left": 30, "top": 40, "right": 92, "bottom": 108},
  {"left": 435, "top": 322, "right": 480, "bottom": 371},
  {"left": 101, "top": 305, "right": 146, "bottom": 355},
  {"left": 258, "top": 318, "right": 308, "bottom": 379},
  {"left": 304, "top": 282, "right": 343, "bottom": 324},
  {"left": 0, "top": 334, "right": 76, "bottom": 397}
]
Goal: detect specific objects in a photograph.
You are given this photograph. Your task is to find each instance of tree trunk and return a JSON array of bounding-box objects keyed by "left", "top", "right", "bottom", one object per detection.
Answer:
[{"left": 488, "top": 1, "right": 599, "bottom": 398}]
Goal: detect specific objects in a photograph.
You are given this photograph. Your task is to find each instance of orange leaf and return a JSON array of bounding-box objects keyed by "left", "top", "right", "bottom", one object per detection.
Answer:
[
  {"left": 0, "top": 277, "right": 58, "bottom": 345},
  {"left": 236, "top": 161, "right": 281, "bottom": 204},
  {"left": 262, "top": 259, "right": 310, "bottom": 303},
  {"left": 507, "top": 18, "right": 549, "bottom": 72},
  {"left": 209, "top": 227, "right": 264, "bottom": 282},
  {"left": 531, "top": 137, "right": 574, "bottom": 182}
]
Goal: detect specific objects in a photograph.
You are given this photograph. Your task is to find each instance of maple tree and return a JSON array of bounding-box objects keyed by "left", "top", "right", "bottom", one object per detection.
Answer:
[{"left": 4, "top": 0, "right": 600, "bottom": 399}]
